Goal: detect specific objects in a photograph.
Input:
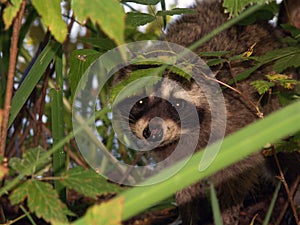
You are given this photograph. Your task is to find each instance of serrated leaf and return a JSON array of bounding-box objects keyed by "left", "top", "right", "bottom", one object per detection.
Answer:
[
  {"left": 10, "top": 180, "right": 74, "bottom": 223},
  {"left": 111, "top": 68, "right": 163, "bottom": 103},
  {"left": 72, "top": 0, "right": 125, "bottom": 45},
  {"left": 273, "top": 53, "right": 300, "bottom": 73},
  {"left": 126, "top": 12, "right": 155, "bottom": 26},
  {"left": 69, "top": 49, "right": 101, "bottom": 102},
  {"left": 73, "top": 198, "right": 124, "bottom": 225},
  {"left": 167, "top": 65, "right": 192, "bottom": 81},
  {"left": 9, "top": 146, "right": 51, "bottom": 176},
  {"left": 223, "top": 0, "right": 272, "bottom": 18},
  {"left": 257, "top": 46, "right": 300, "bottom": 73},
  {"left": 156, "top": 8, "right": 195, "bottom": 16},
  {"left": 251, "top": 80, "right": 274, "bottom": 95},
  {"left": 31, "top": 0, "right": 67, "bottom": 43},
  {"left": 59, "top": 167, "right": 123, "bottom": 199},
  {"left": 207, "top": 58, "right": 227, "bottom": 67},
  {"left": 9, "top": 181, "right": 28, "bottom": 205},
  {"left": 121, "top": 0, "right": 160, "bottom": 5},
  {"left": 3, "top": 0, "right": 22, "bottom": 29}
]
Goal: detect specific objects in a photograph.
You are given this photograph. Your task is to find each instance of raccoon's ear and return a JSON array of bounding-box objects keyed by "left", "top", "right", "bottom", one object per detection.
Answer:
[{"left": 279, "top": 0, "right": 300, "bottom": 29}]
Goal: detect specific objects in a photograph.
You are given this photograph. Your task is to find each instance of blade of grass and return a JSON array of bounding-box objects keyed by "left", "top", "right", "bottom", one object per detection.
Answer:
[
  {"left": 8, "top": 41, "right": 60, "bottom": 127},
  {"left": 51, "top": 46, "right": 66, "bottom": 201},
  {"left": 262, "top": 181, "right": 282, "bottom": 225},
  {"left": 115, "top": 100, "right": 300, "bottom": 221},
  {"left": 210, "top": 183, "right": 223, "bottom": 225}
]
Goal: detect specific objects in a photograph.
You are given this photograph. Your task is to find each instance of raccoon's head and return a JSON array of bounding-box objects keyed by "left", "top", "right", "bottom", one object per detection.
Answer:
[{"left": 114, "top": 74, "right": 208, "bottom": 156}]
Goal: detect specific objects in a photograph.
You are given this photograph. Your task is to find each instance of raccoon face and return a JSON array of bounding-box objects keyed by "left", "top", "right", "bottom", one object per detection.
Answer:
[{"left": 115, "top": 76, "right": 206, "bottom": 151}]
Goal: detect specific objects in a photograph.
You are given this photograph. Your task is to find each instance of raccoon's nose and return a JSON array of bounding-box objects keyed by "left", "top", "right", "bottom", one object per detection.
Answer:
[{"left": 143, "top": 124, "right": 163, "bottom": 142}]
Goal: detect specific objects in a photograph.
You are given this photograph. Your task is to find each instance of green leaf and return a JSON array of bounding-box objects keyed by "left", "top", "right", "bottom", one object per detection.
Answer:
[
  {"left": 31, "top": 0, "right": 67, "bottom": 43},
  {"left": 257, "top": 47, "right": 300, "bottom": 72},
  {"left": 121, "top": 0, "right": 160, "bottom": 5},
  {"left": 79, "top": 37, "right": 116, "bottom": 51},
  {"left": 273, "top": 53, "right": 300, "bottom": 73},
  {"left": 10, "top": 180, "right": 74, "bottom": 223},
  {"left": 110, "top": 68, "right": 163, "bottom": 103},
  {"left": 69, "top": 49, "right": 101, "bottom": 102},
  {"left": 9, "top": 181, "right": 28, "bottom": 205},
  {"left": 126, "top": 12, "right": 155, "bottom": 26},
  {"left": 250, "top": 80, "right": 274, "bottom": 95},
  {"left": 3, "top": 0, "right": 22, "bottom": 29},
  {"left": 167, "top": 65, "right": 192, "bottom": 81},
  {"left": 207, "top": 58, "right": 227, "bottom": 67},
  {"left": 59, "top": 167, "right": 123, "bottom": 199},
  {"left": 156, "top": 8, "right": 195, "bottom": 16},
  {"left": 73, "top": 198, "right": 124, "bottom": 225},
  {"left": 9, "top": 146, "right": 51, "bottom": 176},
  {"left": 210, "top": 183, "right": 223, "bottom": 225},
  {"left": 72, "top": 0, "right": 125, "bottom": 46},
  {"left": 223, "top": 0, "right": 272, "bottom": 18},
  {"left": 50, "top": 86, "right": 66, "bottom": 197},
  {"left": 9, "top": 41, "right": 60, "bottom": 127}
]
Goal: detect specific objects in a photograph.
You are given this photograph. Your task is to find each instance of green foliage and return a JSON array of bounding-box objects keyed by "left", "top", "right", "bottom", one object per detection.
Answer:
[
  {"left": 9, "top": 41, "right": 61, "bottom": 127},
  {"left": 31, "top": 0, "right": 67, "bottom": 43},
  {"left": 210, "top": 183, "right": 223, "bottom": 225},
  {"left": 72, "top": 0, "right": 125, "bottom": 45},
  {"left": 223, "top": 0, "right": 275, "bottom": 18},
  {"left": 251, "top": 74, "right": 300, "bottom": 95},
  {"left": 126, "top": 12, "right": 155, "bottom": 26},
  {"left": 156, "top": 8, "right": 195, "bottom": 16},
  {"left": 10, "top": 180, "right": 74, "bottom": 223},
  {"left": 9, "top": 147, "right": 51, "bottom": 176},
  {"left": 110, "top": 67, "right": 163, "bottom": 103},
  {"left": 59, "top": 167, "right": 124, "bottom": 199},
  {"left": 257, "top": 47, "right": 300, "bottom": 73},
  {"left": 69, "top": 49, "right": 101, "bottom": 102},
  {"left": 72, "top": 198, "right": 124, "bottom": 225},
  {"left": 251, "top": 79, "right": 275, "bottom": 95},
  {"left": 2, "top": 0, "right": 23, "bottom": 29}
]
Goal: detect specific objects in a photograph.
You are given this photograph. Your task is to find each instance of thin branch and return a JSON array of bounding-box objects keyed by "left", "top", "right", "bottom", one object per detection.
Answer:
[
  {"left": 0, "top": 0, "right": 26, "bottom": 156},
  {"left": 273, "top": 150, "right": 300, "bottom": 224}
]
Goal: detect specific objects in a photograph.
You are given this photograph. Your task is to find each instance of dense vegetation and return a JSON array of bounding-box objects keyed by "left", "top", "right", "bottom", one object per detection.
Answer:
[{"left": 0, "top": 0, "right": 299, "bottom": 224}]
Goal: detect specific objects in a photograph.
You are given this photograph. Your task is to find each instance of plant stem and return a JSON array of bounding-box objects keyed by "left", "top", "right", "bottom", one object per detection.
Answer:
[{"left": 0, "top": 0, "right": 26, "bottom": 156}]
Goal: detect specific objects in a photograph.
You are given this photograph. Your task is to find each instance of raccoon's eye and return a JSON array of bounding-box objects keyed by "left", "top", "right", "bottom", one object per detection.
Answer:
[
  {"left": 172, "top": 99, "right": 185, "bottom": 110},
  {"left": 135, "top": 98, "right": 147, "bottom": 108}
]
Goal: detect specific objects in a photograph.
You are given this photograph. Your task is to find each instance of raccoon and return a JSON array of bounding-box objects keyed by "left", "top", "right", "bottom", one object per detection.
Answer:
[{"left": 115, "top": 0, "right": 299, "bottom": 224}]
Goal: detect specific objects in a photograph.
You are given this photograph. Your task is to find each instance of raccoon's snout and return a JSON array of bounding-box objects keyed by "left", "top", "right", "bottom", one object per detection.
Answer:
[
  {"left": 143, "top": 124, "right": 163, "bottom": 142},
  {"left": 143, "top": 117, "right": 164, "bottom": 142}
]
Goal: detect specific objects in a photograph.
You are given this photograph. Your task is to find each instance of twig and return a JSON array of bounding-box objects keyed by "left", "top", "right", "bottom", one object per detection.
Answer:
[
  {"left": 273, "top": 149, "right": 300, "bottom": 224},
  {"left": 0, "top": 0, "right": 26, "bottom": 156},
  {"left": 200, "top": 70, "right": 263, "bottom": 118},
  {"left": 275, "top": 175, "right": 300, "bottom": 225},
  {"left": 118, "top": 151, "right": 145, "bottom": 185}
]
